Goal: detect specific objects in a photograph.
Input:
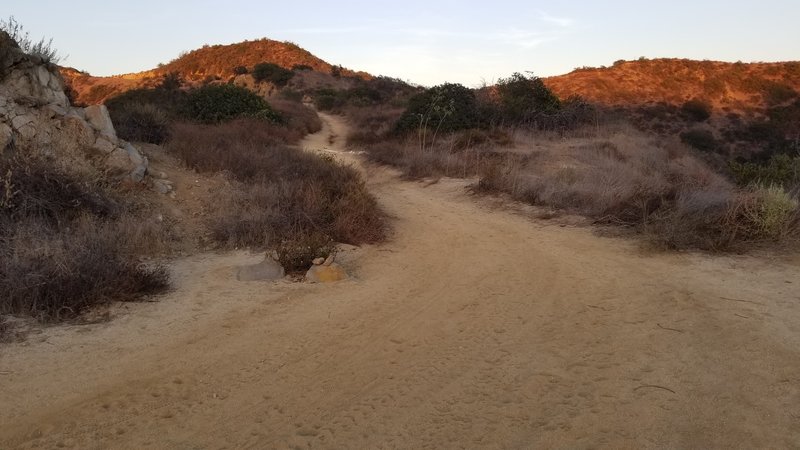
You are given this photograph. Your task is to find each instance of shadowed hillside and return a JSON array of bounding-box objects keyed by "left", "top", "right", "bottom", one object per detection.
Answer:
[{"left": 61, "top": 38, "right": 370, "bottom": 105}]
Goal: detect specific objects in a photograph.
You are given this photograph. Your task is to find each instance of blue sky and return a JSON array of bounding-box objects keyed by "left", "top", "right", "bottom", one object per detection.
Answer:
[{"left": 6, "top": 0, "right": 800, "bottom": 86}]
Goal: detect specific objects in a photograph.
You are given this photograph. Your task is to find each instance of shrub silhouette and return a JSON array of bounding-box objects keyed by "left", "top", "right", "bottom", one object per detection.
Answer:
[
  {"left": 252, "top": 62, "right": 294, "bottom": 87},
  {"left": 682, "top": 99, "right": 712, "bottom": 121},
  {"left": 495, "top": 73, "right": 561, "bottom": 124}
]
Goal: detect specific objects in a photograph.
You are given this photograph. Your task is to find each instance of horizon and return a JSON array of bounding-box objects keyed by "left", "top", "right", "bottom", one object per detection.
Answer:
[{"left": 6, "top": 0, "right": 800, "bottom": 87}]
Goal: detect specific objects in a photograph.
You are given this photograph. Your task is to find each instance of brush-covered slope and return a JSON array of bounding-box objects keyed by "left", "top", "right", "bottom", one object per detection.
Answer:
[
  {"left": 545, "top": 58, "right": 800, "bottom": 113},
  {"left": 61, "top": 38, "right": 369, "bottom": 105}
]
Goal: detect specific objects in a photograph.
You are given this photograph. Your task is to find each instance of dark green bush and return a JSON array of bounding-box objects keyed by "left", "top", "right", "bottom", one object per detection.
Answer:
[
  {"left": 682, "top": 99, "right": 712, "bottom": 121},
  {"left": 183, "top": 84, "right": 282, "bottom": 124},
  {"left": 681, "top": 129, "right": 719, "bottom": 152},
  {"left": 495, "top": 73, "right": 561, "bottom": 124},
  {"left": 252, "top": 62, "right": 294, "bottom": 87},
  {"left": 395, "top": 83, "right": 481, "bottom": 133},
  {"left": 233, "top": 65, "right": 249, "bottom": 75},
  {"left": 292, "top": 64, "right": 313, "bottom": 71}
]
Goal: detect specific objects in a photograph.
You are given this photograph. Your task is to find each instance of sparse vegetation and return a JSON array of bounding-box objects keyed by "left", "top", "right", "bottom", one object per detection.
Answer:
[
  {"left": 0, "top": 156, "right": 169, "bottom": 321},
  {"left": 0, "top": 16, "right": 63, "bottom": 64}
]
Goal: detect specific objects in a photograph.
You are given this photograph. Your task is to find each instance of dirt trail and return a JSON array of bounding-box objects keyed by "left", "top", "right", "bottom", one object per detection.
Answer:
[{"left": 2, "top": 113, "right": 800, "bottom": 449}]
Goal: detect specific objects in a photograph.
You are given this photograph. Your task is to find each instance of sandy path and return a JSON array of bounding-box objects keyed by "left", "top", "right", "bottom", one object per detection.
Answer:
[{"left": 2, "top": 113, "right": 800, "bottom": 449}]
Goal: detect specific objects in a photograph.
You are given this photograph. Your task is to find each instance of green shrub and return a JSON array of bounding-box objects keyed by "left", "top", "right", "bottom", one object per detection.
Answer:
[
  {"left": 252, "top": 62, "right": 294, "bottom": 87},
  {"left": 183, "top": 84, "right": 282, "bottom": 124},
  {"left": 681, "top": 129, "right": 719, "bottom": 152},
  {"left": 729, "top": 154, "right": 800, "bottom": 187},
  {"left": 395, "top": 83, "right": 481, "bottom": 134},
  {"left": 233, "top": 65, "right": 249, "bottom": 75},
  {"left": 495, "top": 72, "right": 561, "bottom": 124},
  {"left": 737, "top": 185, "right": 799, "bottom": 239},
  {"left": 292, "top": 64, "right": 313, "bottom": 71}
]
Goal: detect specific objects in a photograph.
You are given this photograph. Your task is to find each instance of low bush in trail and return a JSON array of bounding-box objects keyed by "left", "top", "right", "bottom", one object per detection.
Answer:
[{"left": 167, "top": 121, "right": 386, "bottom": 270}]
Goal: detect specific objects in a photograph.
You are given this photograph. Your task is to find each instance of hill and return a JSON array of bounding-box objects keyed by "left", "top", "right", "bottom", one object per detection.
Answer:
[
  {"left": 61, "top": 38, "right": 370, "bottom": 105},
  {"left": 544, "top": 58, "right": 800, "bottom": 114}
]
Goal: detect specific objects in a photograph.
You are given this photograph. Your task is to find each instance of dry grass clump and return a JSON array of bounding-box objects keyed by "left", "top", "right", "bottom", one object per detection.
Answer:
[
  {"left": 0, "top": 156, "right": 169, "bottom": 322},
  {"left": 475, "top": 127, "right": 799, "bottom": 250},
  {"left": 167, "top": 122, "right": 385, "bottom": 270}
]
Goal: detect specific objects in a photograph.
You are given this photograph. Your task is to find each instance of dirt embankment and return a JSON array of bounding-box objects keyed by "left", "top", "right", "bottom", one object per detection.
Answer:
[{"left": 1, "top": 114, "right": 799, "bottom": 448}]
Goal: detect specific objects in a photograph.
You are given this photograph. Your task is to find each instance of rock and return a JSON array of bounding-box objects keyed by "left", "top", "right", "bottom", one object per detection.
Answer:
[
  {"left": 92, "top": 135, "right": 116, "bottom": 154},
  {"left": 84, "top": 105, "right": 117, "bottom": 142},
  {"left": 0, "top": 123, "right": 13, "bottom": 150},
  {"left": 306, "top": 263, "right": 349, "bottom": 283},
  {"left": 36, "top": 65, "right": 51, "bottom": 88},
  {"left": 236, "top": 256, "right": 285, "bottom": 282},
  {"left": 10, "top": 114, "right": 34, "bottom": 131},
  {"left": 16, "top": 124, "right": 36, "bottom": 140},
  {"left": 130, "top": 163, "right": 147, "bottom": 183},
  {"left": 124, "top": 141, "right": 145, "bottom": 166},
  {"left": 312, "top": 257, "right": 325, "bottom": 266},
  {"left": 153, "top": 179, "right": 173, "bottom": 194},
  {"left": 105, "top": 147, "right": 134, "bottom": 173}
]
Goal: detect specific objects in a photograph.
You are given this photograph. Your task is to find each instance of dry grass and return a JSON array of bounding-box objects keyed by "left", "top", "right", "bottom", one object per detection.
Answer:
[
  {"left": 0, "top": 156, "right": 170, "bottom": 322},
  {"left": 166, "top": 121, "right": 386, "bottom": 270},
  {"left": 360, "top": 120, "right": 799, "bottom": 251}
]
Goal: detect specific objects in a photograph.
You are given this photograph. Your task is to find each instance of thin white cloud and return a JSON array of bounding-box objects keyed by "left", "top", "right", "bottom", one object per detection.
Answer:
[{"left": 538, "top": 11, "right": 575, "bottom": 28}]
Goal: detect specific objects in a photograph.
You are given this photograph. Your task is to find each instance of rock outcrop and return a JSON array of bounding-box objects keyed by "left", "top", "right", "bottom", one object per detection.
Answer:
[{"left": 0, "top": 31, "right": 148, "bottom": 183}]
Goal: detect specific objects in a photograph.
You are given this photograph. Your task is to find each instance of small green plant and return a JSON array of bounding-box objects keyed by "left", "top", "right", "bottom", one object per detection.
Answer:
[
  {"left": 292, "top": 64, "right": 313, "bottom": 71},
  {"left": 233, "top": 65, "right": 249, "bottom": 75},
  {"left": 183, "top": 84, "right": 282, "bottom": 124},
  {"left": 744, "top": 185, "right": 798, "bottom": 239},
  {"left": 252, "top": 62, "right": 294, "bottom": 87}
]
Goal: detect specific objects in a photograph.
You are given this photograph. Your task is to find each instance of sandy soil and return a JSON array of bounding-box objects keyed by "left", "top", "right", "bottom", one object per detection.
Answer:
[{"left": 1, "top": 113, "right": 799, "bottom": 449}]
